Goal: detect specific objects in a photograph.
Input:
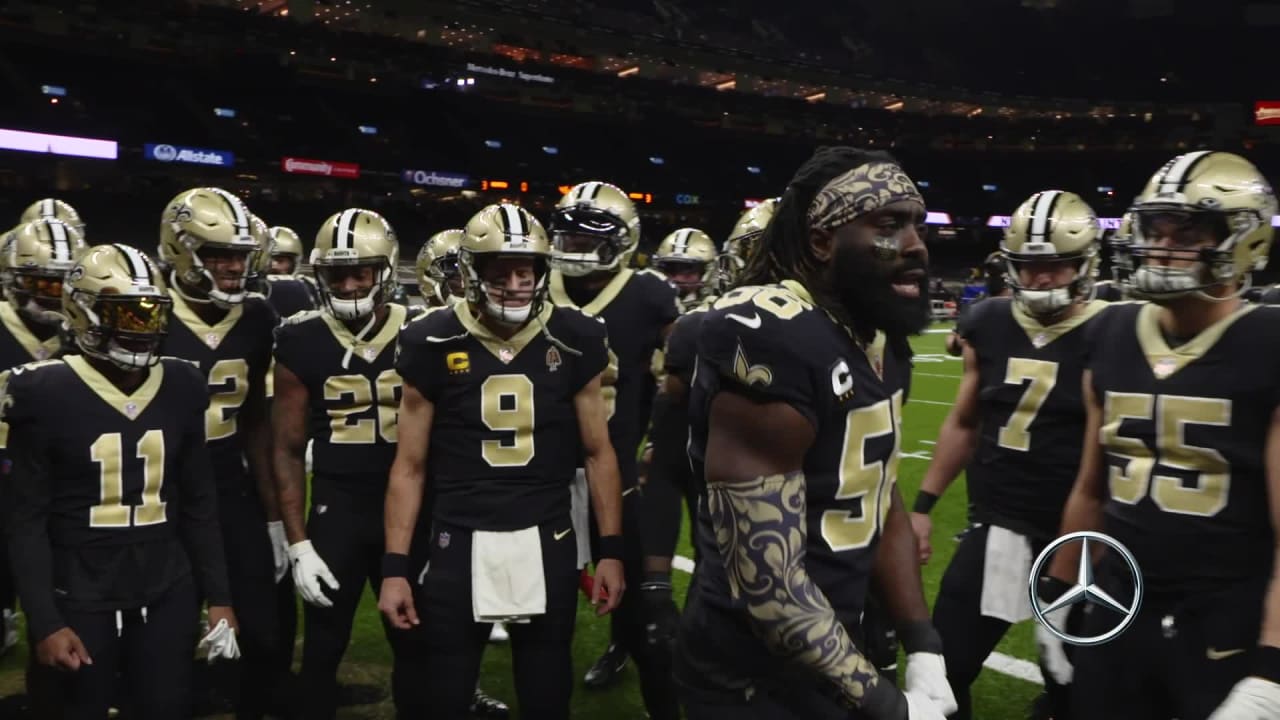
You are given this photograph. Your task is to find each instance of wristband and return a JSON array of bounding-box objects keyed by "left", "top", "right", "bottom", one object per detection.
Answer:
[
  {"left": 380, "top": 552, "right": 411, "bottom": 580},
  {"left": 912, "top": 491, "right": 939, "bottom": 515},
  {"left": 899, "top": 619, "right": 943, "bottom": 655},
  {"left": 641, "top": 571, "right": 672, "bottom": 592},
  {"left": 598, "top": 535, "right": 625, "bottom": 561},
  {"left": 1254, "top": 645, "right": 1280, "bottom": 684}
]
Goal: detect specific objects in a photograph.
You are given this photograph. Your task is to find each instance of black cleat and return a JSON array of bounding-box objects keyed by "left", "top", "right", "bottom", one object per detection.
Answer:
[
  {"left": 469, "top": 688, "right": 510, "bottom": 718},
  {"left": 583, "top": 642, "right": 628, "bottom": 689}
]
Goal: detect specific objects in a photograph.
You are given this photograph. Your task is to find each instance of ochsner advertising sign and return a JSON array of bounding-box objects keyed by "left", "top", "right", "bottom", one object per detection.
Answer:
[
  {"left": 145, "top": 143, "right": 233, "bottom": 167},
  {"left": 401, "top": 169, "right": 471, "bottom": 188},
  {"left": 281, "top": 156, "right": 360, "bottom": 179}
]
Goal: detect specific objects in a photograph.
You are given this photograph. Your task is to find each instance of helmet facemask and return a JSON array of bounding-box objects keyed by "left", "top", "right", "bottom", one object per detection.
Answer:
[
  {"left": 71, "top": 293, "right": 171, "bottom": 370},
  {"left": 461, "top": 251, "right": 549, "bottom": 327},
  {"left": 1123, "top": 209, "right": 1257, "bottom": 301},
  {"left": 655, "top": 258, "right": 711, "bottom": 306},
  {"left": 1003, "top": 248, "right": 1098, "bottom": 318},
  {"left": 550, "top": 206, "right": 630, "bottom": 277},
  {"left": 314, "top": 255, "right": 393, "bottom": 321},
  {"left": 173, "top": 238, "right": 260, "bottom": 309},
  {"left": 8, "top": 268, "right": 70, "bottom": 325},
  {"left": 427, "top": 253, "right": 462, "bottom": 305}
]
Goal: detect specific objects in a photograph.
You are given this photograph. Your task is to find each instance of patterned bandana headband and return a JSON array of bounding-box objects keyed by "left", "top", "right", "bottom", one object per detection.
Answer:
[{"left": 806, "top": 162, "right": 925, "bottom": 231}]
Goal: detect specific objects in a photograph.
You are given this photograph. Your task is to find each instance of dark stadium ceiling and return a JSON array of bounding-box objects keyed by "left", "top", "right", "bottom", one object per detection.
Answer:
[{"left": 216, "top": 0, "right": 1250, "bottom": 118}]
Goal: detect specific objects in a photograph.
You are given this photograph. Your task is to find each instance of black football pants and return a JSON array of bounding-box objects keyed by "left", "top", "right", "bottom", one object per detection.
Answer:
[
  {"left": 297, "top": 477, "right": 414, "bottom": 720},
  {"left": 1070, "top": 556, "right": 1263, "bottom": 720},
  {"left": 417, "top": 516, "right": 580, "bottom": 720},
  {"left": 600, "top": 475, "right": 682, "bottom": 720},
  {"left": 205, "top": 488, "right": 286, "bottom": 720},
  {"left": 27, "top": 578, "right": 198, "bottom": 719},
  {"left": 932, "top": 523, "right": 1070, "bottom": 720}
]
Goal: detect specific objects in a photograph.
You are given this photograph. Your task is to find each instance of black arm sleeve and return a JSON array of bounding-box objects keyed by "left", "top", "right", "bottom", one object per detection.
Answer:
[
  {"left": 3, "top": 419, "right": 63, "bottom": 642},
  {"left": 177, "top": 415, "right": 232, "bottom": 607},
  {"left": 640, "top": 390, "right": 686, "bottom": 559}
]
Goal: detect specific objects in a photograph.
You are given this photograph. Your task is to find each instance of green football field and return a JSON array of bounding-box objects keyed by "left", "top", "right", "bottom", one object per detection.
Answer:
[{"left": 0, "top": 323, "right": 1046, "bottom": 718}]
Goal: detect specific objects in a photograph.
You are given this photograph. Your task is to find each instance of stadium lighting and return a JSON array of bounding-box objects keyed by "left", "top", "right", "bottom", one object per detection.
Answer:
[
  {"left": 649, "top": 156, "right": 664, "bottom": 165},
  {"left": 616, "top": 66, "right": 640, "bottom": 77}
]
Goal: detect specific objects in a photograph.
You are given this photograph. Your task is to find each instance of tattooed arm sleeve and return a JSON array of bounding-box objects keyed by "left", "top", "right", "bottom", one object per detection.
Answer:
[{"left": 708, "top": 471, "right": 907, "bottom": 719}]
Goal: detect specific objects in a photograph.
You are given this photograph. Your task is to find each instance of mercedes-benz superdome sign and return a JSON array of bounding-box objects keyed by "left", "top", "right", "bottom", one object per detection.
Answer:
[{"left": 144, "top": 143, "right": 234, "bottom": 167}]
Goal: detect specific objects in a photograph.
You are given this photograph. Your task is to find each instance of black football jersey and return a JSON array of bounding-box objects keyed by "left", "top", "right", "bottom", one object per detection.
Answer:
[
  {"left": 274, "top": 304, "right": 409, "bottom": 483},
  {"left": 265, "top": 275, "right": 318, "bottom": 320},
  {"left": 0, "top": 302, "right": 69, "bottom": 451},
  {"left": 688, "top": 280, "right": 911, "bottom": 623},
  {"left": 549, "top": 269, "right": 679, "bottom": 481},
  {"left": 1257, "top": 284, "right": 1280, "bottom": 305},
  {"left": 1088, "top": 301, "right": 1279, "bottom": 594},
  {"left": 158, "top": 290, "right": 278, "bottom": 490},
  {"left": 665, "top": 300, "right": 712, "bottom": 387},
  {"left": 396, "top": 301, "right": 609, "bottom": 531},
  {"left": 1, "top": 356, "right": 229, "bottom": 637},
  {"left": 963, "top": 297, "right": 1107, "bottom": 540}
]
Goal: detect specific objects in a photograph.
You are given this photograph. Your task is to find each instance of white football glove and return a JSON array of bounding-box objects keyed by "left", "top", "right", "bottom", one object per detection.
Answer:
[
  {"left": 196, "top": 618, "right": 240, "bottom": 664},
  {"left": 1207, "top": 677, "right": 1280, "bottom": 719},
  {"left": 903, "top": 688, "right": 949, "bottom": 720},
  {"left": 1035, "top": 605, "right": 1074, "bottom": 685},
  {"left": 267, "top": 521, "right": 289, "bottom": 584},
  {"left": 289, "top": 540, "right": 340, "bottom": 608},
  {"left": 904, "top": 652, "right": 958, "bottom": 716}
]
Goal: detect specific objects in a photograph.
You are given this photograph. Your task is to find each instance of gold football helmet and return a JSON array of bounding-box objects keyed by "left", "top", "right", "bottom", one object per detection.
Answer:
[
  {"left": 4, "top": 218, "right": 88, "bottom": 325},
  {"left": 460, "top": 203, "right": 551, "bottom": 325},
  {"left": 1107, "top": 211, "right": 1136, "bottom": 285},
  {"left": 158, "top": 187, "right": 260, "bottom": 308},
  {"left": 1001, "top": 190, "right": 1101, "bottom": 317},
  {"left": 21, "top": 198, "right": 85, "bottom": 237},
  {"left": 311, "top": 208, "right": 399, "bottom": 321},
  {"left": 550, "top": 181, "right": 641, "bottom": 276},
  {"left": 246, "top": 215, "right": 273, "bottom": 295},
  {"left": 63, "top": 244, "right": 171, "bottom": 369},
  {"left": 416, "top": 229, "right": 464, "bottom": 307},
  {"left": 1120, "top": 151, "right": 1277, "bottom": 300},
  {"left": 269, "top": 226, "right": 303, "bottom": 275},
  {"left": 653, "top": 228, "right": 717, "bottom": 306},
  {"left": 718, "top": 199, "right": 778, "bottom": 293}
]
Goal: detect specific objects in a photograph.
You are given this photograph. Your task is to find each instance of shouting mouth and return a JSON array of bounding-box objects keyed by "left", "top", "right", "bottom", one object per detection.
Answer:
[{"left": 891, "top": 268, "right": 925, "bottom": 299}]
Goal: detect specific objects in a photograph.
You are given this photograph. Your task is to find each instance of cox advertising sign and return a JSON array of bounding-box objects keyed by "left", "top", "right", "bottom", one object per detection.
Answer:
[{"left": 145, "top": 143, "right": 233, "bottom": 167}]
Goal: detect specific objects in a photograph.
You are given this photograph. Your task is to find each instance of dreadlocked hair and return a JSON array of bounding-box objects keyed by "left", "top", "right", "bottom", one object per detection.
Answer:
[{"left": 738, "top": 146, "right": 900, "bottom": 289}]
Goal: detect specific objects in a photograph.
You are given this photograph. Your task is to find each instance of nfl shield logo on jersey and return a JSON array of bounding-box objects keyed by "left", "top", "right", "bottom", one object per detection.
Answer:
[
  {"left": 439, "top": 531, "right": 451, "bottom": 549},
  {"left": 546, "top": 346, "right": 562, "bottom": 372}
]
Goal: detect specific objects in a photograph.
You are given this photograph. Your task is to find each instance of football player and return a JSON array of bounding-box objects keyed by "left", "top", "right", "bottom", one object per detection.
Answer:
[
  {"left": 909, "top": 190, "right": 1106, "bottom": 719},
  {"left": 0, "top": 217, "right": 88, "bottom": 654},
  {"left": 157, "top": 188, "right": 286, "bottom": 718},
  {"left": 380, "top": 202, "right": 625, "bottom": 719},
  {"left": 273, "top": 208, "right": 417, "bottom": 718},
  {"left": 945, "top": 251, "right": 1010, "bottom": 358},
  {"left": 3, "top": 244, "right": 239, "bottom": 718},
  {"left": 268, "top": 225, "right": 302, "bottom": 276},
  {"left": 262, "top": 225, "right": 319, "bottom": 318},
  {"left": 674, "top": 146, "right": 955, "bottom": 720},
  {"left": 1093, "top": 212, "right": 1134, "bottom": 303},
  {"left": 549, "top": 182, "right": 681, "bottom": 714},
  {"left": 643, "top": 202, "right": 779, "bottom": 577},
  {"left": 652, "top": 227, "right": 717, "bottom": 313},
  {"left": 1040, "top": 151, "right": 1280, "bottom": 719},
  {"left": 417, "top": 229, "right": 466, "bottom": 308}
]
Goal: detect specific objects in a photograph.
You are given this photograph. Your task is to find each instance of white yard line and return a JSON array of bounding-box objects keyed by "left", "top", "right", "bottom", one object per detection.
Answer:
[
  {"left": 908, "top": 399, "right": 952, "bottom": 407},
  {"left": 914, "top": 372, "right": 961, "bottom": 379},
  {"left": 670, "top": 555, "right": 1044, "bottom": 686}
]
